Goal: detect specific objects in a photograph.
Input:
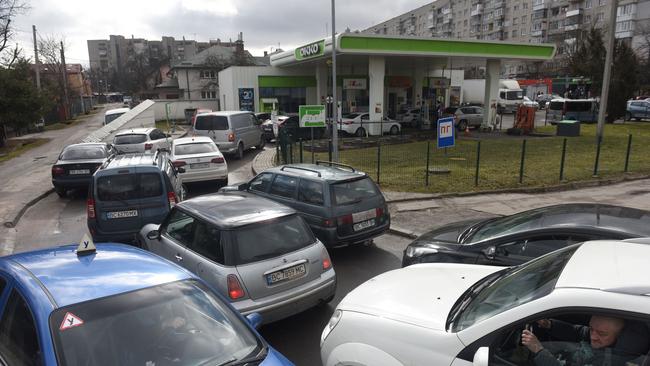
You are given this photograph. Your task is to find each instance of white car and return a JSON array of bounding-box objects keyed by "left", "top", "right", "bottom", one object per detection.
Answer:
[
  {"left": 104, "top": 107, "right": 130, "bottom": 125},
  {"left": 523, "top": 96, "right": 539, "bottom": 110},
  {"left": 339, "top": 113, "right": 401, "bottom": 137},
  {"left": 112, "top": 127, "right": 171, "bottom": 154},
  {"left": 321, "top": 240, "right": 650, "bottom": 366},
  {"left": 170, "top": 136, "right": 228, "bottom": 185}
]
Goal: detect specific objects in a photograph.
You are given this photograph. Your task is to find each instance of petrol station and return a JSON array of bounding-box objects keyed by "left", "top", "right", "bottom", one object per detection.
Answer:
[{"left": 218, "top": 33, "right": 556, "bottom": 135}]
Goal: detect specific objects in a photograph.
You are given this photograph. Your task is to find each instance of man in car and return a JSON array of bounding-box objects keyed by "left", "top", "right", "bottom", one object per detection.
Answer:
[{"left": 521, "top": 315, "right": 630, "bottom": 366}]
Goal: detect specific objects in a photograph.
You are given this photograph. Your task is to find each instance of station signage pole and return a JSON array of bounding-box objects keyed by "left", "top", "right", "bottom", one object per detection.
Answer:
[
  {"left": 331, "top": 0, "right": 339, "bottom": 162},
  {"left": 596, "top": 0, "right": 618, "bottom": 144}
]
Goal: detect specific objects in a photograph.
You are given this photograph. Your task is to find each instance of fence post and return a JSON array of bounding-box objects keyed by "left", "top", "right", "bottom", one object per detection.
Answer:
[
  {"left": 624, "top": 134, "right": 632, "bottom": 172},
  {"left": 275, "top": 143, "right": 280, "bottom": 165},
  {"left": 519, "top": 139, "right": 527, "bottom": 184},
  {"left": 425, "top": 141, "right": 431, "bottom": 186},
  {"left": 328, "top": 139, "right": 332, "bottom": 162},
  {"left": 299, "top": 138, "right": 303, "bottom": 163},
  {"left": 376, "top": 141, "right": 381, "bottom": 184},
  {"left": 593, "top": 137, "right": 602, "bottom": 177},
  {"left": 474, "top": 140, "right": 481, "bottom": 186},
  {"left": 559, "top": 138, "right": 567, "bottom": 181},
  {"left": 289, "top": 143, "right": 293, "bottom": 164}
]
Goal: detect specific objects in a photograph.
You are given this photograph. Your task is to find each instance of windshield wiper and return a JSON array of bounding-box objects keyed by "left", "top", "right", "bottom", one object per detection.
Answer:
[{"left": 219, "top": 347, "right": 268, "bottom": 366}]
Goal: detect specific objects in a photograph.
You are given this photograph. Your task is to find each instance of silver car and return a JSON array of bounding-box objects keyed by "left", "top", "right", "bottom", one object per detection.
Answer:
[
  {"left": 113, "top": 128, "right": 171, "bottom": 154},
  {"left": 192, "top": 111, "right": 265, "bottom": 159},
  {"left": 139, "top": 191, "right": 337, "bottom": 324},
  {"left": 443, "top": 106, "right": 484, "bottom": 131}
]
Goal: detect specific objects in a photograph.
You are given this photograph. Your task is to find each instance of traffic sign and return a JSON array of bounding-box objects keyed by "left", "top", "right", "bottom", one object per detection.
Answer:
[
  {"left": 437, "top": 117, "right": 455, "bottom": 148},
  {"left": 298, "top": 105, "right": 326, "bottom": 128}
]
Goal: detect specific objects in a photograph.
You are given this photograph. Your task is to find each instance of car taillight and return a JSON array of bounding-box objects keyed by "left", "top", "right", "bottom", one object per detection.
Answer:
[
  {"left": 323, "top": 218, "right": 336, "bottom": 227},
  {"left": 144, "top": 143, "right": 153, "bottom": 150},
  {"left": 337, "top": 214, "right": 353, "bottom": 226},
  {"left": 211, "top": 157, "right": 225, "bottom": 164},
  {"left": 52, "top": 166, "right": 65, "bottom": 176},
  {"left": 228, "top": 133, "right": 235, "bottom": 142},
  {"left": 227, "top": 274, "right": 245, "bottom": 300},
  {"left": 322, "top": 248, "right": 332, "bottom": 270},
  {"left": 87, "top": 199, "right": 96, "bottom": 219},
  {"left": 167, "top": 191, "right": 178, "bottom": 208},
  {"left": 172, "top": 160, "right": 186, "bottom": 168}
]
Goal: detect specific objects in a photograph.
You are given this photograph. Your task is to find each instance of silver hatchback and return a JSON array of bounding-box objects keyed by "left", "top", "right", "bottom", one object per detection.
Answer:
[{"left": 138, "top": 192, "right": 336, "bottom": 324}]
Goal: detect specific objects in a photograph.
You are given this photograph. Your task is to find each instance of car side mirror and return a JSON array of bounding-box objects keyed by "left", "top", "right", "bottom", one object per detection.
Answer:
[
  {"left": 473, "top": 347, "right": 490, "bottom": 366},
  {"left": 246, "top": 312, "right": 263, "bottom": 330},
  {"left": 146, "top": 230, "right": 160, "bottom": 240},
  {"left": 483, "top": 246, "right": 496, "bottom": 260},
  {"left": 238, "top": 182, "right": 249, "bottom": 191},
  {"left": 177, "top": 167, "right": 186, "bottom": 174}
]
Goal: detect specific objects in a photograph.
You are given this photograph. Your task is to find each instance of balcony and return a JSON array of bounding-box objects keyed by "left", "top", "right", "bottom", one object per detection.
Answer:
[
  {"left": 616, "top": 30, "right": 634, "bottom": 38},
  {"left": 471, "top": 4, "right": 483, "bottom": 16},
  {"left": 530, "top": 29, "right": 546, "bottom": 37},
  {"left": 443, "top": 14, "right": 453, "bottom": 23},
  {"left": 491, "top": 1, "right": 505, "bottom": 9},
  {"left": 565, "top": 24, "right": 579, "bottom": 31},
  {"left": 533, "top": 0, "right": 546, "bottom": 11},
  {"left": 566, "top": 8, "right": 582, "bottom": 17},
  {"left": 442, "top": 7, "right": 451, "bottom": 15},
  {"left": 564, "top": 37, "right": 576, "bottom": 45},
  {"left": 617, "top": 13, "right": 634, "bottom": 22}
]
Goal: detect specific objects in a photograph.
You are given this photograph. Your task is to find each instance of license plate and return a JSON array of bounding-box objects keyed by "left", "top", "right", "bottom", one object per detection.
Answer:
[
  {"left": 106, "top": 210, "right": 138, "bottom": 219},
  {"left": 353, "top": 219, "right": 375, "bottom": 232},
  {"left": 69, "top": 169, "right": 90, "bottom": 175},
  {"left": 352, "top": 209, "right": 376, "bottom": 223},
  {"left": 190, "top": 162, "right": 209, "bottom": 169},
  {"left": 266, "top": 264, "right": 306, "bottom": 285}
]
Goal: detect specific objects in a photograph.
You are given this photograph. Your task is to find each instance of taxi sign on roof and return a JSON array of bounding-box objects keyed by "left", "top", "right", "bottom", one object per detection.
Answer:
[{"left": 76, "top": 233, "right": 96, "bottom": 255}]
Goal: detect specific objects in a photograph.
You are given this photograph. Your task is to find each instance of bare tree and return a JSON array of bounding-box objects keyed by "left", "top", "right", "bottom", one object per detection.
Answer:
[
  {"left": 0, "top": 0, "right": 28, "bottom": 67},
  {"left": 38, "top": 35, "right": 73, "bottom": 119}
]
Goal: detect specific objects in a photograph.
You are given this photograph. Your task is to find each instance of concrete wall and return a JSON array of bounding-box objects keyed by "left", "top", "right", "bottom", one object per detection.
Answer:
[{"left": 152, "top": 100, "right": 220, "bottom": 121}]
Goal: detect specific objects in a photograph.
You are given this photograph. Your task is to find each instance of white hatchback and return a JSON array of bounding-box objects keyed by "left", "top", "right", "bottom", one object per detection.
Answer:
[
  {"left": 171, "top": 136, "right": 228, "bottom": 185},
  {"left": 321, "top": 240, "right": 650, "bottom": 366},
  {"left": 112, "top": 128, "right": 171, "bottom": 154}
]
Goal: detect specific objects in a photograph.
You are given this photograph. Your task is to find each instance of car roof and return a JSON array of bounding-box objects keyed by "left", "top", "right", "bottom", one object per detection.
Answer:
[
  {"left": 2, "top": 243, "right": 193, "bottom": 308},
  {"left": 173, "top": 136, "right": 214, "bottom": 145},
  {"left": 200, "top": 111, "right": 251, "bottom": 117},
  {"left": 556, "top": 240, "right": 650, "bottom": 296},
  {"left": 105, "top": 107, "right": 130, "bottom": 115},
  {"left": 177, "top": 192, "right": 296, "bottom": 229},
  {"left": 265, "top": 163, "right": 367, "bottom": 182},
  {"left": 101, "top": 153, "right": 163, "bottom": 169},
  {"left": 63, "top": 142, "right": 107, "bottom": 149},
  {"left": 115, "top": 127, "right": 155, "bottom": 135}
]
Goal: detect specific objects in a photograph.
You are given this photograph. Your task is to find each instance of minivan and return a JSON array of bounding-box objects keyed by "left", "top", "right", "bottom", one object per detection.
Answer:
[
  {"left": 104, "top": 107, "right": 130, "bottom": 125},
  {"left": 87, "top": 151, "right": 185, "bottom": 243},
  {"left": 192, "top": 111, "right": 265, "bottom": 159},
  {"left": 547, "top": 98, "right": 599, "bottom": 124}
]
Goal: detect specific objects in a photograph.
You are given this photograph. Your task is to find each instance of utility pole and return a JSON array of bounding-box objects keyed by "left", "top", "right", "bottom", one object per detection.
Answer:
[
  {"left": 331, "top": 0, "right": 339, "bottom": 162},
  {"left": 60, "top": 41, "right": 70, "bottom": 119},
  {"left": 32, "top": 25, "right": 41, "bottom": 91},
  {"left": 596, "top": 0, "right": 619, "bottom": 143}
]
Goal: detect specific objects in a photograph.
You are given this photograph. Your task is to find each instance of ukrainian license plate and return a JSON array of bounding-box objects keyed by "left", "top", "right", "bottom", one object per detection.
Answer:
[
  {"left": 266, "top": 264, "right": 306, "bottom": 285},
  {"left": 107, "top": 210, "right": 138, "bottom": 219},
  {"left": 352, "top": 209, "right": 376, "bottom": 223},
  {"left": 69, "top": 169, "right": 90, "bottom": 175},
  {"left": 190, "top": 162, "right": 209, "bottom": 169},
  {"left": 353, "top": 219, "right": 375, "bottom": 232}
]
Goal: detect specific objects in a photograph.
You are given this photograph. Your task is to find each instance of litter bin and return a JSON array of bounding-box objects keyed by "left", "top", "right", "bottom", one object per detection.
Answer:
[{"left": 557, "top": 119, "right": 580, "bottom": 137}]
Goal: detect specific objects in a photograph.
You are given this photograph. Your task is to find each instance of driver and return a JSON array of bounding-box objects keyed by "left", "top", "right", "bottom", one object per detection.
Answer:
[{"left": 521, "top": 316, "right": 627, "bottom": 366}]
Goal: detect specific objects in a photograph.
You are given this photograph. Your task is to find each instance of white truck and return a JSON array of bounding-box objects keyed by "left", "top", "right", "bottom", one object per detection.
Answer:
[{"left": 461, "top": 79, "right": 524, "bottom": 113}]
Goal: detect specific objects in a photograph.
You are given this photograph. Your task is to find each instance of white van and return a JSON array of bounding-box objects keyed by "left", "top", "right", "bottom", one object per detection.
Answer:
[
  {"left": 192, "top": 111, "right": 264, "bottom": 159},
  {"left": 104, "top": 107, "right": 130, "bottom": 125},
  {"left": 547, "top": 98, "right": 599, "bottom": 124}
]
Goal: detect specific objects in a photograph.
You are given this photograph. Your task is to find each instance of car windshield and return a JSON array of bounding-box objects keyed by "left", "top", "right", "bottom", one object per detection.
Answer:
[
  {"left": 448, "top": 244, "right": 579, "bottom": 332},
  {"left": 104, "top": 113, "right": 125, "bottom": 124},
  {"left": 233, "top": 215, "right": 314, "bottom": 265},
  {"left": 195, "top": 115, "right": 229, "bottom": 130},
  {"left": 174, "top": 142, "right": 219, "bottom": 155},
  {"left": 97, "top": 173, "right": 162, "bottom": 201},
  {"left": 114, "top": 134, "right": 147, "bottom": 145},
  {"left": 49, "top": 280, "right": 262, "bottom": 366},
  {"left": 466, "top": 208, "right": 545, "bottom": 243},
  {"left": 549, "top": 101, "right": 564, "bottom": 111},
  {"left": 332, "top": 177, "right": 380, "bottom": 205},
  {"left": 61, "top": 146, "right": 106, "bottom": 160},
  {"left": 506, "top": 90, "right": 523, "bottom": 100}
]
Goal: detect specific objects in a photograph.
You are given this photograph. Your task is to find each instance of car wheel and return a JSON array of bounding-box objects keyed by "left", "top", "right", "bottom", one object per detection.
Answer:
[
  {"left": 625, "top": 112, "right": 632, "bottom": 121},
  {"left": 55, "top": 186, "right": 66, "bottom": 198},
  {"left": 389, "top": 125, "right": 399, "bottom": 135},
  {"left": 355, "top": 127, "right": 366, "bottom": 137},
  {"left": 255, "top": 137, "right": 265, "bottom": 150},
  {"left": 457, "top": 120, "right": 468, "bottom": 131},
  {"left": 236, "top": 143, "right": 244, "bottom": 160}
]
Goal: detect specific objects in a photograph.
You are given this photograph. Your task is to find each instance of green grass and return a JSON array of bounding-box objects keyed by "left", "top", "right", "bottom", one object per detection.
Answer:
[
  {"left": 0, "top": 138, "right": 50, "bottom": 164},
  {"left": 286, "top": 123, "right": 650, "bottom": 193}
]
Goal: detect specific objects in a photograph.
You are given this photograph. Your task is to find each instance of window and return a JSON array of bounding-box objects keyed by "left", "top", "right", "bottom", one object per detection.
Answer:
[
  {"left": 585, "top": 0, "right": 592, "bottom": 8},
  {"left": 149, "top": 129, "right": 166, "bottom": 140},
  {"left": 597, "top": 12, "right": 604, "bottom": 21},
  {"left": 96, "top": 173, "right": 162, "bottom": 201},
  {"left": 269, "top": 175, "right": 298, "bottom": 199},
  {"left": 201, "top": 91, "right": 217, "bottom": 99},
  {"left": 332, "top": 177, "right": 380, "bottom": 205},
  {"left": 249, "top": 173, "right": 273, "bottom": 193},
  {"left": 0, "top": 290, "right": 41, "bottom": 366},
  {"left": 163, "top": 209, "right": 195, "bottom": 245},
  {"left": 194, "top": 115, "right": 228, "bottom": 130},
  {"left": 188, "top": 220, "right": 224, "bottom": 264},
  {"left": 495, "top": 235, "right": 586, "bottom": 261},
  {"left": 512, "top": 29, "right": 518, "bottom": 37},
  {"left": 513, "top": 18, "right": 519, "bottom": 25},
  {"left": 298, "top": 179, "right": 324, "bottom": 206},
  {"left": 114, "top": 134, "right": 147, "bottom": 145},
  {"left": 199, "top": 70, "right": 216, "bottom": 79},
  {"left": 174, "top": 142, "right": 218, "bottom": 156},
  {"left": 521, "top": 28, "right": 527, "bottom": 35}
]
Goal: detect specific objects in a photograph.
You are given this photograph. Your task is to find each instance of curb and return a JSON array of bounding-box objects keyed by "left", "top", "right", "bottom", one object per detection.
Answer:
[
  {"left": 3, "top": 188, "right": 54, "bottom": 228},
  {"left": 388, "top": 225, "right": 420, "bottom": 240}
]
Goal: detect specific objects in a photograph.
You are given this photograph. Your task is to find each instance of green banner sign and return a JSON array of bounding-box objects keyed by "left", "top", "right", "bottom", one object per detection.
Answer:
[
  {"left": 295, "top": 40, "right": 325, "bottom": 60},
  {"left": 298, "top": 105, "right": 326, "bottom": 128}
]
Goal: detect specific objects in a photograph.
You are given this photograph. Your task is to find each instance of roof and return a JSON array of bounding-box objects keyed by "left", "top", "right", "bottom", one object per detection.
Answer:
[
  {"left": 115, "top": 127, "right": 155, "bottom": 135},
  {"left": 105, "top": 107, "right": 131, "bottom": 115},
  {"left": 557, "top": 240, "right": 650, "bottom": 296},
  {"left": 171, "top": 45, "right": 255, "bottom": 69},
  {"left": 173, "top": 136, "right": 214, "bottom": 145},
  {"left": 101, "top": 153, "right": 161, "bottom": 170},
  {"left": 3, "top": 244, "right": 192, "bottom": 307},
  {"left": 266, "top": 163, "right": 367, "bottom": 182},
  {"left": 177, "top": 192, "right": 295, "bottom": 229}
]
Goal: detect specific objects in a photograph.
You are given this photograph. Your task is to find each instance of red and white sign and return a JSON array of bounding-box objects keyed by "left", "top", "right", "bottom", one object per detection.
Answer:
[
  {"left": 343, "top": 78, "right": 367, "bottom": 90},
  {"left": 59, "top": 312, "right": 84, "bottom": 331}
]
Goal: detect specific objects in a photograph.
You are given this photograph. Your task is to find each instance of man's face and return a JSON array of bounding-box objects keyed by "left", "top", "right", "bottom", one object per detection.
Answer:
[{"left": 589, "top": 318, "right": 621, "bottom": 349}]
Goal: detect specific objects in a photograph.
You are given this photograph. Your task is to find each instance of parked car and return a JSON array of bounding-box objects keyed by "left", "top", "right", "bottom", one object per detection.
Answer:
[
  {"left": 139, "top": 191, "right": 336, "bottom": 324},
  {"left": 547, "top": 98, "right": 599, "bottom": 124},
  {"left": 534, "top": 93, "right": 561, "bottom": 109},
  {"left": 321, "top": 240, "right": 650, "bottom": 366},
  {"left": 51, "top": 142, "right": 117, "bottom": 198},
  {"left": 112, "top": 127, "right": 171, "bottom": 154},
  {"left": 103, "top": 107, "right": 130, "bottom": 125},
  {"left": 220, "top": 162, "right": 390, "bottom": 248},
  {"left": 192, "top": 111, "right": 265, "bottom": 159},
  {"left": 170, "top": 136, "right": 228, "bottom": 186},
  {"left": 626, "top": 99, "right": 650, "bottom": 121},
  {"left": 87, "top": 151, "right": 185, "bottom": 243},
  {"left": 522, "top": 96, "right": 538, "bottom": 109},
  {"left": 397, "top": 107, "right": 421, "bottom": 126},
  {"left": 338, "top": 113, "right": 401, "bottom": 137},
  {"left": 255, "top": 112, "right": 272, "bottom": 122},
  {"left": 0, "top": 241, "right": 294, "bottom": 366},
  {"left": 278, "top": 114, "right": 327, "bottom": 140},
  {"left": 442, "top": 106, "right": 484, "bottom": 131},
  {"left": 402, "top": 203, "right": 650, "bottom": 267},
  {"left": 190, "top": 108, "right": 212, "bottom": 128}
]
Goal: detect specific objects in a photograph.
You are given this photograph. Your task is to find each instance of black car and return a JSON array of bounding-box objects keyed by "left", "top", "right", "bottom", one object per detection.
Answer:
[
  {"left": 402, "top": 203, "right": 650, "bottom": 267},
  {"left": 279, "top": 115, "right": 326, "bottom": 140},
  {"left": 51, "top": 142, "right": 117, "bottom": 197}
]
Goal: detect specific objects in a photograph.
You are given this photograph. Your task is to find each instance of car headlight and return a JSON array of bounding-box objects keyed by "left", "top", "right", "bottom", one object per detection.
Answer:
[
  {"left": 320, "top": 309, "right": 343, "bottom": 345},
  {"left": 405, "top": 246, "right": 438, "bottom": 258}
]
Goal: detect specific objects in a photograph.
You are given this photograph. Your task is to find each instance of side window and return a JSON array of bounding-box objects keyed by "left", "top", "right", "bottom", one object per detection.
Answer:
[
  {"left": 500, "top": 91, "right": 506, "bottom": 99},
  {"left": 0, "top": 290, "right": 41, "bottom": 366},
  {"left": 298, "top": 179, "right": 324, "bottom": 206},
  {"left": 150, "top": 129, "right": 164, "bottom": 140},
  {"left": 361, "top": 114, "right": 369, "bottom": 121},
  {"left": 188, "top": 220, "right": 224, "bottom": 264},
  {"left": 269, "top": 175, "right": 298, "bottom": 199},
  {"left": 497, "top": 235, "right": 580, "bottom": 259},
  {"left": 0, "top": 277, "right": 6, "bottom": 295},
  {"left": 163, "top": 209, "right": 196, "bottom": 245},
  {"left": 248, "top": 114, "right": 258, "bottom": 126},
  {"left": 249, "top": 173, "right": 273, "bottom": 193}
]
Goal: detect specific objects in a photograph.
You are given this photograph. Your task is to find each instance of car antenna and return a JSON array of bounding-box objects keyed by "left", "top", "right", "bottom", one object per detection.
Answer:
[{"left": 76, "top": 233, "right": 96, "bottom": 256}]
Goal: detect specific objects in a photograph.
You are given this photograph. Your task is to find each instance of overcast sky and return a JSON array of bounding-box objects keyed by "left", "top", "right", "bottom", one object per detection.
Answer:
[{"left": 12, "top": 0, "right": 432, "bottom": 67}]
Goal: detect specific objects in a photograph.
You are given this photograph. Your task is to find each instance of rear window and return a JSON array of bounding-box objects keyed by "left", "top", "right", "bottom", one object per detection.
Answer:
[
  {"left": 114, "top": 134, "right": 147, "bottom": 145},
  {"left": 549, "top": 101, "right": 564, "bottom": 111},
  {"left": 332, "top": 177, "right": 380, "bottom": 205},
  {"left": 61, "top": 146, "right": 106, "bottom": 160},
  {"left": 195, "top": 115, "right": 229, "bottom": 130},
  {"left": 104, "top": 113, "right": 125, "bottom": 124},
  {"left": 444, "top": 107, "right": 458, "bottom": 114},
  {"left": 96, "top": 173, "right": 162, "bottom": 201},
  {"left": 174, "top": 142, "right": 218, "bottom": 155},
  {"left": 233, "top": 215, "right": 314, "bottom": 265}
]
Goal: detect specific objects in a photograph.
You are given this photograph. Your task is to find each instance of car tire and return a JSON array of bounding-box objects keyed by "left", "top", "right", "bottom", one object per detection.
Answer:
[
  {"left": 457, "top": 120, "right": 468, "bottom": 132},
  {"left": 625, "top": 112, "right": 632, "bottom": 121},
  {"left": 55, "top": 186, "right": 66, "bottom": 198},
  {"left": 355, "top": 127, "right": 366, "bottom": 137},
  {"left": 389, "top": 125, "right": 399, "bottom": 135},
  {"left": 236, "top": 143, "right": 244, "bottom": 160},
  {"left": 255, "top": 137, "right": 265, "bottom": 150}
]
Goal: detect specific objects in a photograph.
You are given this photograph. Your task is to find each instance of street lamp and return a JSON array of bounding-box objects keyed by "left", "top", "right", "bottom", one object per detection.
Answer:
[{"left": 331, "top": 0, "right": 339, "bottom": 162}]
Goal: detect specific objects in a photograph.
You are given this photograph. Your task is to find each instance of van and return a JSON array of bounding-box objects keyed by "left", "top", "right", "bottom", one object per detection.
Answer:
[
  {"left": 547, "top": 98, "right": 599, "bottom": 124},
  {"left": 104, "top": 107, "right": 130, "bottom": 125},
  {"left": 192, "top": 111, "right": 265, "bottom": 159},
  {"left": 87, "top": 151, "right": 185, "bottom": 243}
]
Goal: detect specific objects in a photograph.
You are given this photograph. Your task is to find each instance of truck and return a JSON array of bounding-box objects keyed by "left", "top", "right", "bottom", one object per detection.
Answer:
[{"left": 461, "top": 79, "right": 524, "bottom": 113}]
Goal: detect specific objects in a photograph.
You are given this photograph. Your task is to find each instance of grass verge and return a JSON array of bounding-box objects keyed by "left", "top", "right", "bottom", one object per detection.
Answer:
[{"left": 0, "top": 138, "right": 51, "bottom": 164}]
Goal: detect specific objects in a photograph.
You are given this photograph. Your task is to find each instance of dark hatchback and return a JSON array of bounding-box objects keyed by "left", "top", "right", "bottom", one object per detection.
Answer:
[
  {"left": 402, "top": 203, "right": 650, "bottom": 267},
  {"left": 51, "top": 142, "right": 117, "bottom": 197}
]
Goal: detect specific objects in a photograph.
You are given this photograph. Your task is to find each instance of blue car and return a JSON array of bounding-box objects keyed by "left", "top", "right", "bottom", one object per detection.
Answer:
[
  {"left": 626, "top": 99, "right": 650, "bottom": 121},
  {"left": 0, "top": 242, "right": 294, "bottom": 366}
]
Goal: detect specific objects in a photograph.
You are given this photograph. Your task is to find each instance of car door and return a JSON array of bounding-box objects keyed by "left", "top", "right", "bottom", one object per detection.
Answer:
[
  {"left": 182, "top": 219, "right": 230, "bottom": 296},
  {"left": 152, "top": 208, "right": 194, "bottom": 265},
  {"left": 246, "top": 172, "right": 274, "bottom": 199},
  {"left": 0, "top": 287, "right": 43, "bottom": 366},
  {"left": 360, "top": 114, "right": 370, "bottom": 132},
  {"left": 294, "top": 178, "right": 328, "bottom": 241},
  {"left": 475, "top": 234, "right": 590, "bottom": 266},
  {"left": 266, "top": 174, "right": 299, "bottom": 210}
]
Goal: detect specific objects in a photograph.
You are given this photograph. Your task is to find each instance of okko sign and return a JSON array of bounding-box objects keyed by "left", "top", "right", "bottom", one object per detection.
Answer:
[
  {"left": 298, "top": 105, "right": 326, "bottom": 128},
  {"left": 437, "top": 117, "right": 455, "bottom": 148},
  {"left": 295, "top": 40, "right": 325, "bottom": 60}
]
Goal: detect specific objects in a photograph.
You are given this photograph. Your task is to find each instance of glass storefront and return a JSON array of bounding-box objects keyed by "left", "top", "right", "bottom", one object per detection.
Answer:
[{"left": 259, "top": 87, "right": 306, "bottom": 113}]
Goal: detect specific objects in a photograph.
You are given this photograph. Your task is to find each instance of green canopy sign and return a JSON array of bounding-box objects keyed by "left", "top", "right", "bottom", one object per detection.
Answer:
[
  {"left": 298, "top": 105, "right": 326, "bottom": 128},
  {"left": 295, "top": 40, "right": 325, "bottom": 60}
]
